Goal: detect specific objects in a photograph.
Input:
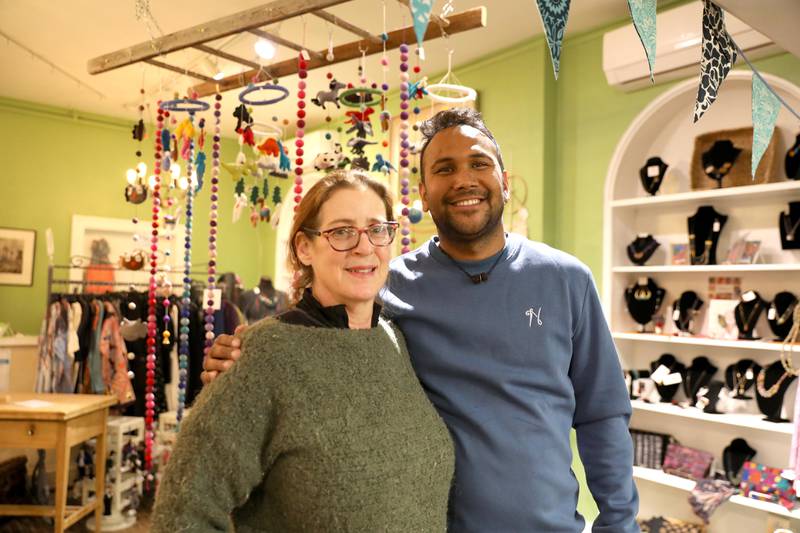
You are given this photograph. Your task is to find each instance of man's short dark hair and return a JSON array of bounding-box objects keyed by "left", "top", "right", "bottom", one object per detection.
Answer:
[{"left": 418, "top": 107, "right": 504, "bottom": 182}]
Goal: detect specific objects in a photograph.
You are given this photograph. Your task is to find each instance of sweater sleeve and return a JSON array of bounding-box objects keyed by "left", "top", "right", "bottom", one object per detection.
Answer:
[
  {"left": 569, "top": 271, "right": 640, "bottom": 533},
  {"left": 151, "top": 325, "right": 278, "bottom": 532}
]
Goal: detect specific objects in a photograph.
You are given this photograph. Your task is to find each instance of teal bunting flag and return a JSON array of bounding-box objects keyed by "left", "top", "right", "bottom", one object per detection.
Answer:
[
  {"left": 627, "top": 0, "right": 657, "bottom": 82},
  {"left": 410, "top": 0, "right": 434, "bottom": 59},
  {"left": 751, "top": 74, "right": 780, "bottom": 178},
  {"left": 534, "top": 0, "right": 571, "bottom": 79}
]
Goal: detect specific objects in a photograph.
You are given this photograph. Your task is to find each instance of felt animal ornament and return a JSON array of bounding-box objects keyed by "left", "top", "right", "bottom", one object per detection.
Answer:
[
  {"left": 270, "top": 202, "right": 282, "bottom": 229},
  {"left": 371, "top": 154, "right": 395, "bottom": 174},
  {"left": 119, "top": 250, "right": 146, "bottom": 271},
  {"left": 408, "top": 77, "right": 429, "bottom": 100},
  {"left": 197, "top": 118, "right": 206, "bottom": 151},
  {"left": 277, "top": 140, "right": 291, "bottom": 172},
  {"left": 195, "top": 152, "right": 206, "bottom": 192},
  {"left": 249, "top": 206, "right": 260, "bottom": 228},
  {"left": 314, "top": 142, "right": 344, "bottom": 171},
  {"left": 131, "top": 119, "right": 145, "bottom": 141},
  {"left": 345, "top": 108, "right": 375, "bottom": 138},
  {"left": 232, "top": 192, "right": 248, "bottom": 223},
  {"left": 351, "top": 156, "right": 370, "bottom": 170},
  {"left": 174, "top": 118, "right": 196, "bottom": 160},
  {"left": 257, "top": 137, "right": 280, "bottom": 157},
  {"left": 311, "top": 79, "right": 347, "bottom": 109},
  {"left": 233, "top": 104, "right": 253, "bottom": 131},
  {"left": 239, "top": 125, "right": 255, "bottom": 147},
  {"left": 348, "top": 137, "right": 377, "bottom": 156},
  {"left": 258, "top": 199, "right": 271, "bottom": 222},
  {"left": 125, "top": 184, "right": 148, "bottom": 204}
]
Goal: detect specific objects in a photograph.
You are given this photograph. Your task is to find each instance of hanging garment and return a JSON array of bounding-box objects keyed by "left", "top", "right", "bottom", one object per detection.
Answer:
[
  {"left": 99, "top": 301, "right": 135, "bottom": 405},
  {"left": 85, "top": 300, "right": 105, "bottom": 394}
]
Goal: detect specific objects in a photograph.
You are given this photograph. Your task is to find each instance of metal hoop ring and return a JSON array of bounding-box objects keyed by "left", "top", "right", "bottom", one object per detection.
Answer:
[
  {"left": 159, "top": 98, "right": 210, "bottom": 112},
  {"left": 238, "top": 83, "right": 290, "bottom": 106},
  {"left": 426, "top": 83, "right": 477, "bottom": 104},
  {"left": 338, "top": 87, "right": 383, "bottom": 108}
]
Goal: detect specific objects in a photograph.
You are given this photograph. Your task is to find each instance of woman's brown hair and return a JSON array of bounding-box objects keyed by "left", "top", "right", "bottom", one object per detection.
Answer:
[{"left": 288, "top": 169, "right": 395, "bottom": 302}]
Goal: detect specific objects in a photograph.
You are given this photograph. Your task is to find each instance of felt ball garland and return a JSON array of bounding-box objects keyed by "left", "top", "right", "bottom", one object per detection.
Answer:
[
  {"left": 145, "top": 105, "right": 165, "bottom": 480},
  {"left": 177, "top": 111, "right": 195, "bottom": 425},
  {"left": 294, "top": 54, "right": 307, "bottom": 212},
  {"left": 204, "top": 93, "right": 221, "bottom": 382},
  {"left": 399, "top": 43, "right": 412, "bottom": 254}
]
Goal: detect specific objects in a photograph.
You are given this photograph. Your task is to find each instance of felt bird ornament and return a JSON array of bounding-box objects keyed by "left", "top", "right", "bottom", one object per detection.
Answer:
[{"left": 371, "top": 154, "right": 395, "bottom": 175}]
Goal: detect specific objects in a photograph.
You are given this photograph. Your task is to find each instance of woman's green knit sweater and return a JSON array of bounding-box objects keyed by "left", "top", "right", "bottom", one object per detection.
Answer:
[{"left": 151, "top": 318, "right": 454, "bottom": 532}]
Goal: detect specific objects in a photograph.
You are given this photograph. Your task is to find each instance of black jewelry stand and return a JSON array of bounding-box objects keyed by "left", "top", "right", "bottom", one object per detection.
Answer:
[
  {"left": 779, "top": 202, "right": 800, "bottom": 250},
  {"left": 722, "top": 438, "right": 757, "bottom": 484},
  {"left": 767, "top": 291, "right": 798, "bottom": 340},
  {"left": 639, "top": 156, "right": 668, "bottom": 195},
  {"left": 671, "top": 291, "right": 704, "bottom": 334},
  {"left": 756, "top": 360, "right": 797, "bottom": 422},
  {"left": 626, "top": 235, "right": 660, "bottom": 266},
  {"left": 786, "top": 132, "right": 800, "bottom": 180},
  {"left": 649, "top": 353, "right": 685, "bottom": 403},
  {"left": 624, "top": 278, "right": 666, "bottom": 332},
  {"left": 734, "top": 292, "right": 766, "bottom": 340},
  {"left": 724, "top": 359, "right": 762, "bottom": 400},
  {"left": 688, "top": 206, "right": 727, "bottom": 265},
  {"left": 702, "top": 139, "right": 742, "bottom": 188},
  {"left": 699, "top": 380, "right": 725, "bottom": 414},
  {"left": 683, "top": 356, "right": 718, "bottom": 405}
]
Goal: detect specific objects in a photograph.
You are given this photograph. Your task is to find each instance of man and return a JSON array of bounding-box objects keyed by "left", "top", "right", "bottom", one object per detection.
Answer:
[{"left": 204, "top": 108, "right": 639, "bottom": 532}]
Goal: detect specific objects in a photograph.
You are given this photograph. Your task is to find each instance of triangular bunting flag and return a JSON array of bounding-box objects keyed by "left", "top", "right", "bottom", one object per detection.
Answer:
[
  {"left": 751, "top": 74, "right": 780, "bottom": 178},
  {"left": 693, "top": 0, "right": 737, "bottom": 123},
  {"left": 627, "top": 0, "right": 657, "bottom": 82},
  {"left": 535, "top": 0, "right": 571, "bottom": 80},
  {"left": 410, "top": 0, "right": 434, "bottom": 60}
]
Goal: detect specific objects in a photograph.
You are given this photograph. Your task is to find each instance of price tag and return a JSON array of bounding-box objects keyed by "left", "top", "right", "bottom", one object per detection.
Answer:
[
  {"left": 637, "top": 233, "right": 650, "bottom": 238},
  {"left": 743, "top": 290, "right": 756, "bottom": 302},
  {"left": 638, "top": 276, "right": 649, "bottom": 285},
  {"left": 713, "top": 220, "right": 721, "bottom": 232},
  {"left": 203, "top": 288, "right": 222, "bottom": 311},
  {"left": 651, "top": 364, "right": 670, "bottom": 384},
  {"left": 662, "top": 372, "right": 683, "bottom": 386},
  {"left": 768, "top": 307, "right": 777, "bottom": 320},
  {"left": 673, "top": 309, "right": 681, "bottom": 321},
  {"left": 647, "top": 165, "right": 660, "bottom": 177}
]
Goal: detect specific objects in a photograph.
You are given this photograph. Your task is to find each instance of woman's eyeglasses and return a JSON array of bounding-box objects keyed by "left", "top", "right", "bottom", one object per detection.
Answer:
[{"left": 302, "top": 221, "right": 399, "bottom": 251}]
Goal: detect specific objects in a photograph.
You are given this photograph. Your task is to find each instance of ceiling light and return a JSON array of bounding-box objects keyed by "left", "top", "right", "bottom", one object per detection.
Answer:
[
  {"left": 126, "top": 168, "right": 137, "bottom": 184},
  {"left": 203, "top": 56, "right": 225, "bottom": 81},
  {"left": 255, "top": 38, "right": 276, "bottom": 60}
]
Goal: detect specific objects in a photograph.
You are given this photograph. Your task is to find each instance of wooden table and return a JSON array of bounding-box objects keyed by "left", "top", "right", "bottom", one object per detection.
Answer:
[{"left": 0, "top": 393, "right": 117, "bottom": 531}]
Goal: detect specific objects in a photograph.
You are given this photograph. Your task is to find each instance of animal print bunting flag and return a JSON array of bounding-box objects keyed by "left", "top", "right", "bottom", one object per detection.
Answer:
[
  {"left": 627, "top": 0, "right": 657, "bottom": 82},
  {"left": 693, "top": 0, "right": 737, "bottom": 123},
  {"left": 535, "top": 0, "right": 571, "bottom": 80}
]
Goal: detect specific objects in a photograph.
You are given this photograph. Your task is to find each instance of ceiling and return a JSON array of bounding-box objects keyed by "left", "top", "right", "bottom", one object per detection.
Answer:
[{"left": 0, "top": 0, "right": 631, "bottom": 133}]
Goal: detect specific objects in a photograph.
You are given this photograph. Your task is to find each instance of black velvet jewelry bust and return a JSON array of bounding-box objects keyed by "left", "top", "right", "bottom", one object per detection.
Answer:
[
  {"left": 688, "top": 206, "right": 727, "bottom": 265},
  {"left": 786, "top": 132, "right": 800, "bottom": 180},
  {"left": 639, "top": 156, "right": 669, "bottom": 195},
  {"left": 779, "top": 202, "right": 800, "bottom": 250},
  {"left": 626, "top": 234, "right": 660, "bottom": 266},
  {"left": 624, "top": 278, "right": 666, "bottom": 331},
  {"left": 722, "top": 438, "right": 757, "bottom": 485},
  {"left": 724, "top": 359, "right": 762, "bottom": 400},
  {"left": 755, "top": 360, "right": 797, "bottom": 422},
  {"left": 702, "top": 139, "right": 742, "bottom": 188},
  {"left": 649, "top": 353, "right": 685, "bottom": 403},
  {"left": 697, "top": 380, "right": 725, "bottom": 414},
  {"left": 683, "top": 356, "right": 718, "bottom": 406},
  {"left": 768, "top": 291, "right": 798, "bottom": 340},
  {"left": 672, "top": 291, "right": 704, "bottom": 334},
  {"left": 734, "top": 291, "right": 766, "bottom": 340}
]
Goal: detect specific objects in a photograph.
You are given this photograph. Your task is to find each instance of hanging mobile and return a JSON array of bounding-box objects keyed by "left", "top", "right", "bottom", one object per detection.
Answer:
[{"left": 426, "top": 50, "right": 477, "bottom": 104}]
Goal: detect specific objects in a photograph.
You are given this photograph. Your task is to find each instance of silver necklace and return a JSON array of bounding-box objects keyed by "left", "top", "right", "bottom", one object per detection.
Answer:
[{"left": 783, "top": 212, "right": 800, "bottom": 241}]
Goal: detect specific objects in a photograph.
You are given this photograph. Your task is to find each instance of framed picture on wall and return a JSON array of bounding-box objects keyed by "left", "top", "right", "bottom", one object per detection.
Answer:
[{"left": 0, "top": 227, "right": 36, "bottom": 286}]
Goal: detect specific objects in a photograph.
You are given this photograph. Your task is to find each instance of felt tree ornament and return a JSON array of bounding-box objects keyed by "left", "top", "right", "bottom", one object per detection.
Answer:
[
  {"left": 262, "top": 178, "right": 270, "bottom": 199},
  {"left": 235, "top": 178, "right": 245, "bottom": 196},
  {"left": 272, "top": 185, "right": 282, "bottom": 206},
  {"left": 250, "top": 185, "right": 260, "bottom": 206}
]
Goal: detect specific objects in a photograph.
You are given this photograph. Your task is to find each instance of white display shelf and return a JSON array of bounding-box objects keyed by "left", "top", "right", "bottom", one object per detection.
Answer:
[
  {"left": 613, "top": 264, "right": 800, "bottom": 274},
  {"left": 631, "top": 399, "right": 793, "bottom": 435},
  {"left": 612, "top": 332, "right": 786, "bottom": 352},
  {"left": 633, "top": 466, "right": 800, "bottom": 519},
  {"left": 611, "top": 180, "right": 800, "bottom": 210}
]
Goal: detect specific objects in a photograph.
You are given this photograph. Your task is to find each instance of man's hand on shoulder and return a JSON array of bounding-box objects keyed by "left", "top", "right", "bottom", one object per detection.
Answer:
[{"left": 201, "top": 324, "right": 247, "bottom": 385}]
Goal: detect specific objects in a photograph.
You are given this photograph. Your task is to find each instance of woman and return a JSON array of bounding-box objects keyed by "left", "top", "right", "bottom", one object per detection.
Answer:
[{"left": 151, "top": 170, "right": 454, "bottom": 532}]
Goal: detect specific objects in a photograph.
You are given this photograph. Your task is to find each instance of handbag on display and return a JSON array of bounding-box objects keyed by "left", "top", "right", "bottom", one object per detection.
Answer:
[
  {"left": 662, "top": 443, "right": 714, "bottom": 481},
  {"left": 740, "top": 461, "right": 798, "bottom": 510},
  {"left": 638, "top": 516, "right": 706, "bottom": 533},
  {"left": 630, "top": 429, "right": 674, "bottom": 470}
]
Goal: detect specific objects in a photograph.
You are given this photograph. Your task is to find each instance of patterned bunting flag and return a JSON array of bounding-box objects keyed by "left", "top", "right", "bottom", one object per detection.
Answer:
[
  {"left": 693, "top": 0, "right": 737, "bottom": 123},
  {"left": 627, "top": 0, "right": 657, "bottom": 82},
  {"left": 751, "top": 74, "right": 780, "bottom": 178},
  {"left": 410, "top": 0, "right": 434, "bottom": 59},
  {"left": 535, "top": 0, "right": 571, "bottom": 80}
]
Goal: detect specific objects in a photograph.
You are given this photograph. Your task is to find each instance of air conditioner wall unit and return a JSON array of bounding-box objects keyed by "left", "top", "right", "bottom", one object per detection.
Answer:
[{"left": 602, "top": 2, "right": 779, "bottom": 91}]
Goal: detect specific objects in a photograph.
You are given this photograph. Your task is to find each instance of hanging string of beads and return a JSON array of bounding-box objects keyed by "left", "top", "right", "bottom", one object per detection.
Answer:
[
  {"left": 294, "top": 53, "right": 308, "bottom": 212},
  {"left": 204, "top": 93, "right": 222, "bottom": 388},
  {"left": 398, "top": 43, "right": 412, "bottom": 253},
  {"left": 144, "top": 105, "right": 165, "bottom": 484},
  {"left": 177, "top": 108, "right": 195, "bottom": 425}
]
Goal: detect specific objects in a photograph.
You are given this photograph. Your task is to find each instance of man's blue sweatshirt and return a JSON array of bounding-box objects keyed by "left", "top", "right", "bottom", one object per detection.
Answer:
[{"left": 382, "top": 233, "right": 639, "bottom": 532}]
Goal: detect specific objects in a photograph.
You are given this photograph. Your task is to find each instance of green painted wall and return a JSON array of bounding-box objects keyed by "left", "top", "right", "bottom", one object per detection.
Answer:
[{"left": 0, "top": 98, "right": 289, "bottom": 335}]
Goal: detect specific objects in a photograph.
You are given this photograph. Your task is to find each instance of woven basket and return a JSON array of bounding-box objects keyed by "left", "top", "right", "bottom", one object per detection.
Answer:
[{"left": 690, "top": 126, "right": 783, "bottom": 190}]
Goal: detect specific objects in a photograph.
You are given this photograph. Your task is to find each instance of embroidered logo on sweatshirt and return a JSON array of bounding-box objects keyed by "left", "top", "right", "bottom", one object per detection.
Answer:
[{"left": 525, "top": 307, "right": 543, "bottom": 327}]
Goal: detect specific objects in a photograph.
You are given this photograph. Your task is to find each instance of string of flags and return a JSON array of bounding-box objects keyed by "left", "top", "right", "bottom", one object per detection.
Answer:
[{"left": 531, "top": 0, "right": 800, "bottom": 178}]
